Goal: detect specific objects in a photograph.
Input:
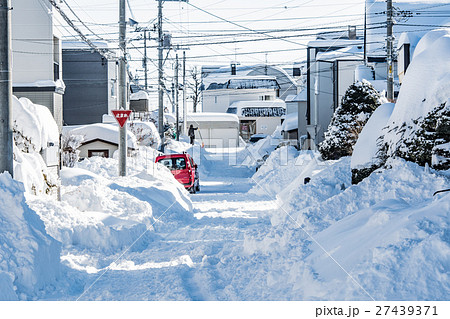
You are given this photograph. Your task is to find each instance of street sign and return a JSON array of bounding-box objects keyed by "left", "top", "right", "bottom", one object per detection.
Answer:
[{"left": 112, "top": 110, "right": 132, "bottom": 128}]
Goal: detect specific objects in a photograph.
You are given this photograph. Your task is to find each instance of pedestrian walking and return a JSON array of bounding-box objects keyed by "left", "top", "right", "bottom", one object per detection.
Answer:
[{"left": 188, "top": 124, "right": 198, "bottom": 145}]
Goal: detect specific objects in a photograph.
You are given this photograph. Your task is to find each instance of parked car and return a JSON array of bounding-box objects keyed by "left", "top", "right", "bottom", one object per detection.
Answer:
[
  {"left": 249, "top": 133, "right": 267, "bottom": 143},
  {"left": 155, "top": 153, "right": 200, "bottom": 193}
]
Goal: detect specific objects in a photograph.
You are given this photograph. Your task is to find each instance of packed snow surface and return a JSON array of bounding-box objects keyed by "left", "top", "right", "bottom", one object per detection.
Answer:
[{"left": 0, "top": 173, "right": 61, "bottom": 300}]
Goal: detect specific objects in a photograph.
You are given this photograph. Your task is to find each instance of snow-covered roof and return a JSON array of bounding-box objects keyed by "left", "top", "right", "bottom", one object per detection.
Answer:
[
  {"left": 130, "top": 91, "right": 149, "bottom": 101},
  {"left": 64, "top": 123, "right": 138, "bottom": 149},
  {"left": 281, "top": 112, "right": 298, "bottom": 132},
  {"left": 202, "top": 64, "right": 298, "bottom": 89},
  {"left": 229, "top": 99, "right": 286, "bottom": 108},
  {"left": 62, "top": 41, "right": 111, "bottom": 50},
  {"left": 203, "top": 74, "right": 278, "bottom": 90},
  {"left": 316, "top": 45, "right": 363, "bottom": 61},
  {"left": 186, "top": 112, "right": 239, "bottom": 123},
  {"left": 307, "top": 39, "right": 361, "bottom": 48},
  {"left": 13, "top": 79, "right": 66, "bottom": 92}
]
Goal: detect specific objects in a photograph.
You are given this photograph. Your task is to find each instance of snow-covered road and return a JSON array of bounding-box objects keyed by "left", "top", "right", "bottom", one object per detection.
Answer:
[{"left": 60, "top": 148, "right": 282, "bottom": 301}]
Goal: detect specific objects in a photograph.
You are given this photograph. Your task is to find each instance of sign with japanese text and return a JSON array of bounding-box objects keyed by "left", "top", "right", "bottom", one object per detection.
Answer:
[{"left": 112, "top": 110, "right": 132, "bottom": 128}]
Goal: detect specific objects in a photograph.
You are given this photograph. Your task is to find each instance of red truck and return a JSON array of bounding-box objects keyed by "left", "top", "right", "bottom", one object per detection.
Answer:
[{"left": 155, "top": 153, "right": 200, "bottom": 193}]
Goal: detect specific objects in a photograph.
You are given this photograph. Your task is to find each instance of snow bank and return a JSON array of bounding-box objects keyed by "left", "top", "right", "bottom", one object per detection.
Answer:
[
  {"left": 351, "top": 103, "right": 395, "bottom": 169},
  {"left": 305, "top": 193, "right": 450, "bottom": 300},
  {"left": 128, "top": 120, "right": 161, "bottom": 148},
  {"left": 383, "top": 29, "right": 450, "bottom": 155},
  {"left": 244, "top": 154, "right": 449, "bottom": 300},
  {"left": 238, "top": 126, "right": 283, "bottom": 167},
  {"left": 0, "top": 173, "right": 61, "bottom": 300},
  {"left": 12, "top": 96, "right": 59, "bottom": 195},
  {"left": 250, "top": 146, "right": 312, "bottom": 195},
  {"left": 28, "top": 149, "right": 194, "bottom": 253},
  {"left": 279, "top": 158, "right": 449, "bottom": 233}
]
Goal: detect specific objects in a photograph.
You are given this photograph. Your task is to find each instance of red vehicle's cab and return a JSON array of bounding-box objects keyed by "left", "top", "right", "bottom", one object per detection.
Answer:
[{"left": 155, "top": 153, "right": 200, "bottom": 193}]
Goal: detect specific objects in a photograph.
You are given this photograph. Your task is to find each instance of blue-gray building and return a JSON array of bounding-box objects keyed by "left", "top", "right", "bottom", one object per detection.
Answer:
[{"left": 62, "top": 42, "right": 118, "bottom": 125}]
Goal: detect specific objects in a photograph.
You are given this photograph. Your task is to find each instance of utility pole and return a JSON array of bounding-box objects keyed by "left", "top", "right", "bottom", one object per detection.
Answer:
[
  {"left": 157, "top": 0, "right": 187, "bottom": 151},
  {"left": 364, "top": 0, "right": 367, "bottom": 64},
  {"left": 143, "top": 29, "right": 148, "bottom": 90},
  {"left": 386, "top": 0, "right": 394, "bottom": 101},
  {"left": 0, "top": 0, "right": 13, "bottom": 176},
  {"left": 118, "top": 0, "right": 128, "bottom": 176},
  {"left": 158, "top": 0, "right": 164, "bottom": 152},
  {"left": 175, "top": 53, "right": 179, "bottom": 141},
  {"left": 182, "top": 50, "right": 186, "bottom": 137}
]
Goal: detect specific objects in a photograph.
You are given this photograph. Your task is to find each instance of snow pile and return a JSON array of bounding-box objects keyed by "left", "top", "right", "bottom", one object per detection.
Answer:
[
  {"left": 0, "top": 173, "right": 61, "bottom": 300},
  {"left": 250, "top": 146, "right": 317, "bottom": 196},
  {"left": 380, "top": 29, "right": 450, "bottom": 167},
  {"left": 244, "top": 155, "right": 449, "bottom": 300},
  {"left": 12, "top": 96, "right": 59, "bottom": 195},
  {"left": 351, "top": 103, "right": 395, "bottom": 170},
  {"left": 279, "top": 158, "right": 448, "bottom": 233},
  {"left": 304, "top": 192, "right": 450, "bottom": 300},
  {"left": 128, "top": 120, "right": 161, "bottom": 149},
  {"left": 238, "top": 126, "right": 283, "bottom": 167},
  {"left": 27, "top": 148, "right": 194, "bottom": 252}
]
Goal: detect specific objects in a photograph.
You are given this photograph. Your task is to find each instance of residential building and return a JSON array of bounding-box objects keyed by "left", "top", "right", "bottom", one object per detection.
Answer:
[
  {"left": 62, "top": 41, "right": 118, "bottom": 125},
  {"left": 11, "top": 0, "right": 65, "bottom": 130},
  {"left": 305, "top": 37, "right": 364, "bottom": 148},
  {"left": 202, "top": 74, "right": 280, "bottom": 113}
]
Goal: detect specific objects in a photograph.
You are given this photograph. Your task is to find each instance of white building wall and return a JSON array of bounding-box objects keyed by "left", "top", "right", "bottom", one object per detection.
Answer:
[
  {"left": 108, "top": 56, "right": 118, "bottom": 113},
  {"left": 12, "top": 0, "right": 56, "bottom": 83},
  {"left": 203, "top": 88, "right": 277, "bottom": 113},
  {"left": 78, "top": 141, "right": 118, "bottom": 159}
]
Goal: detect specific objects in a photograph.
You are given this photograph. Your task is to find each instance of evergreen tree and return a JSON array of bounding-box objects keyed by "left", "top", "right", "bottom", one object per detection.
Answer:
[
  {"left": 395, "top": 102, "right": 450, "bottom": 169},
  {"left": 319, "top": 80, "right": 382, "bottom": 160}
]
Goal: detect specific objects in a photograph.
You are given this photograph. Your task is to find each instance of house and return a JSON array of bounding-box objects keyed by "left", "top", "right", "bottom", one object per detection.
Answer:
[
  {"left": 305, "top": 37, "right": 364, "bottom": 148},
  {"left": 201, "top": 64, "right": 300, "bottom": 112},
  {"left": 62, "top": 41, "right": 118, "bottom": 125},
  {"left": 226, "top": 100, "right": 286, "bottom": 141},
  {"left": 11, "top": 0, "right": 65, "bottom": 130},
  {"left": 202, "top": 74, "right": 280, "bottom": 113},
  {"left": 300, "top": 0, "right": 449, "bottom": 149},
  {"left": 63, "top": 123, "right": 137, "bottom": 159},
  {"left": 285, "top": 89, "right": 307, "bottom": 142},
  {"left": 186, "top": 113, "right": 240, "bottom": 148}
]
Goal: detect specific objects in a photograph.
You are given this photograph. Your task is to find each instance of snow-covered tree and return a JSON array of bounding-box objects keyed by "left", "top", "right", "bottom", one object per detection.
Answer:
[
  {"left": 62, "top": 132, "right": 84, "bottom": 168},
  {"left": 378, "top": 101, "right": 450, "bottom": 170},
  {"left": 319, "top": 80, "right": 383, "bottom": 160}
]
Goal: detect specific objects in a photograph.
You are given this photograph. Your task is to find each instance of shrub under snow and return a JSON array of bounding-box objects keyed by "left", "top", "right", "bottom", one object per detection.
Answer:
[
  {"left": 319, "top": 80, "right": 383, "bottom": 161},
  {"left": 376, "top": 29, "right": 450, "bottom": 171}
]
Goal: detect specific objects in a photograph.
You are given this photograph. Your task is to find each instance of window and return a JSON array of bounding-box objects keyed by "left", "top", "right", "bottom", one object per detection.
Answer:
[
  {"left": 159, "top": 158, "right": 174, "bottom": 170},
  {"left": 88, "top": 150, "right": 109, "bottom": 158},
  {"left": 174, "top": 158, "right": 186, "bottom": 170},
  {"left": 214, "top": 96, "right": 218, "bottom": 104},
  {"left": 53, "top": 62, "right": 60, "bottom": 81}
]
